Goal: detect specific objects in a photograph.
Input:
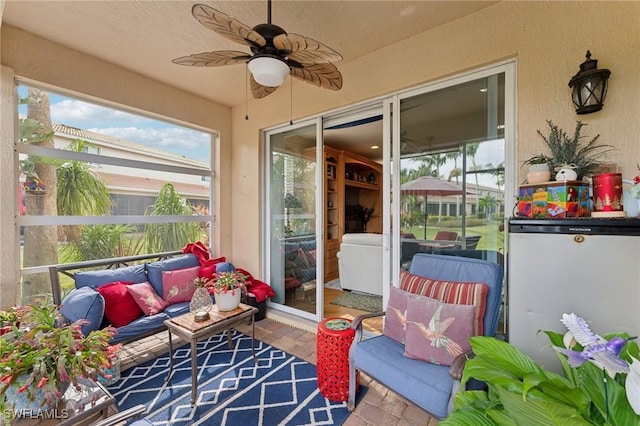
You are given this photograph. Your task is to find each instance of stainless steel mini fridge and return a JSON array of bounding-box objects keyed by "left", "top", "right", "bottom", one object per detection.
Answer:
[{"left": 508, "top": 217, "right": 640, "bottom": 372}]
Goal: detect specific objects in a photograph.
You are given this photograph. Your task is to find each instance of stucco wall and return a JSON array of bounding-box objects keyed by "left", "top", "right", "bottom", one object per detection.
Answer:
[{"left": 229, "top": 1, "right": 640, "bottom": 275}]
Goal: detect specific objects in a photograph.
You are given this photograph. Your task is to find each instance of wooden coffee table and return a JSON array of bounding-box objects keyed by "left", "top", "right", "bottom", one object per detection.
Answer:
[{"left": 163, "top": 303, "right": 259, "bottom": 405}]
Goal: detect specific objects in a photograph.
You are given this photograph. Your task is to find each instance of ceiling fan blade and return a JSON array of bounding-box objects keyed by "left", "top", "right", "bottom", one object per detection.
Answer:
[
  {"left": 172, "top": 51, "right": 251, "bottom": 67},
  {"left": 250, "top": 75, "right": 279, "bottom": 99},
  {"left": 192, "top": 4, "right": 265, "bottom": 48},
  {"left": 290, "top": 63, "right": 343, "bottom": 91},
  {"left": 274, "top": 34, "right": 342, "bottom": 64}
]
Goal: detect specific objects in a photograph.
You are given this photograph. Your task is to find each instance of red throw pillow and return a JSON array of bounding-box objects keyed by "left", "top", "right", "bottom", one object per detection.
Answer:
[
  {"left": 96, "top": 281, "right": 143, "bottom": 327},
  {"left": 127, "top": 282, "right": 169, "bottom": 316},
  {"left": 403, "top": 296, "right": 474, "bottom": 366},
  {"left": 399, "top": 270, "right": 488, "bottom": 336}
]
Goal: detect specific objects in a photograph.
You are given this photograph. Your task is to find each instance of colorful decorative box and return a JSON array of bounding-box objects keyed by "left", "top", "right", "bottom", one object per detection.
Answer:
[{"left": 517, "top": 181, "right": 591, "bottom": 218}]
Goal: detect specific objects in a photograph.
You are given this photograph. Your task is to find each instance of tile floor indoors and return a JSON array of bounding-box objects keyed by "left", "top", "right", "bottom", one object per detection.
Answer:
[{"left": 118, "top": 313, "right": 438, "bottom": 426}]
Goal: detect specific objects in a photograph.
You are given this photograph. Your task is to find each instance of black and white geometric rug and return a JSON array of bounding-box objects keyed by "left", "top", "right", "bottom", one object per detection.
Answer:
[{"left": 107, "top": 330, "right": 361, "bottom": 425}]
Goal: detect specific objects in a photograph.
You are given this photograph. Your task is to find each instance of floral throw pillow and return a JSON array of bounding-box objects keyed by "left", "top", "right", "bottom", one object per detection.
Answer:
[
  {"left": 162, "top": 266, "right": 200, "bottom": 304},
  {"left": 127, "top": 281, "right": 169, "bottom": 316},
  {"left": 383, "top": 286, "right": 415, "bottom": 344},
  {"left": 403, "top": 296, "right": 474, "bottom": 366}
]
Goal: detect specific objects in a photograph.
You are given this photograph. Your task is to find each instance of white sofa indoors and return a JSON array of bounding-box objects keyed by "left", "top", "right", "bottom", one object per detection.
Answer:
[{"left": 336, "top": 233, "right": 383, "bottom": 296}]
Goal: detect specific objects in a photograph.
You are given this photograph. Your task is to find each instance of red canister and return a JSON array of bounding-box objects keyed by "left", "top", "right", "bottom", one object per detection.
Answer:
[{"left": 592, "top": 173, "right": 625, "bottom": 217}]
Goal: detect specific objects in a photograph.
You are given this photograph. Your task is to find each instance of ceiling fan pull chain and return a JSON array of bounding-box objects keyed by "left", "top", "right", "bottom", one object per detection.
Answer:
[
  {"left": 245, "top": 65, "right": 249, "bottom": 120},
  {"left": 289, "top": 77, "right": 293, "bottom": 125}
]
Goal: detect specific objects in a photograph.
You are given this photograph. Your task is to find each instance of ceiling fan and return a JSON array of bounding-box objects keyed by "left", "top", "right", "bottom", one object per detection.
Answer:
[{"left": 172, "top": 1, "right": 343, "bottom": 99}]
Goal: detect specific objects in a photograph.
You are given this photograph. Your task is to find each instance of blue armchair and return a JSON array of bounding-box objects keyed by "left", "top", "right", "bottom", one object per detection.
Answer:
[{"left": 347, "top": 253, "right": 504, "bottom": 419}]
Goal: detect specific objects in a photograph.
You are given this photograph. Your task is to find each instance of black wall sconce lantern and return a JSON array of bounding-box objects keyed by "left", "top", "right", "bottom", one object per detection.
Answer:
[{"left": 568, "top": 50, "right": 611, "bottom": 114}]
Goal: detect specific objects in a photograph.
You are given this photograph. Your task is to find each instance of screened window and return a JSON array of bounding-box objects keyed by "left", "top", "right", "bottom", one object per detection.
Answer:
[{"left": 16, "top": 83, "right": 214, "bottom": 302}]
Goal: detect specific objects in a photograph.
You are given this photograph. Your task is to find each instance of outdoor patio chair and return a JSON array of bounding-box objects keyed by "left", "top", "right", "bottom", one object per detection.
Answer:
[
  {"left": 460, "top": 234, "right": 481, "bottom": 249},
  {"left": 348, "top": 253, "right": 504, "bottom": 419},
  {"left": 434, "top": 230, "right": 458, "bottom": 241}
]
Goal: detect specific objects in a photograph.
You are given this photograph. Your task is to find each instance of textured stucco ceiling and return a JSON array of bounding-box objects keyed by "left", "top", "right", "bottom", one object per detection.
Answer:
[{"left": 2, "top": 0, "right": 496, "bottom": 108}]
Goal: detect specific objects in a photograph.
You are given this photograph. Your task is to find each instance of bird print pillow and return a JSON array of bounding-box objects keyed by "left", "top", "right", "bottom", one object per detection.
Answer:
[
  {"left": 383, "top": 286, "right": 415, "bottom": 344},
  {"left": 403, "top": 296, "right": 474, "bottom": 366}
]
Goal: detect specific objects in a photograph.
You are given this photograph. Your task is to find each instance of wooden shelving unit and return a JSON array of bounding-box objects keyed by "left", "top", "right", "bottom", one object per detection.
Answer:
[
  {"left": 324, "top": 147, "right": 343, "bottom": 281},
  {"left": 305, "top": 146, "right": 381, "bottom": 282},
  {"left": 343, "top": 152, "right": 382, "bottom": 235}
]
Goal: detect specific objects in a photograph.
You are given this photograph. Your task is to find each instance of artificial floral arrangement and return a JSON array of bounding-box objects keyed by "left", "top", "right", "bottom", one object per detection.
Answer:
[
  {"left": 441, "top": 313, "right": 640, "bottom": 425},
  {"left": 0, "top": 298, "right": 120, "bottom": 417}
]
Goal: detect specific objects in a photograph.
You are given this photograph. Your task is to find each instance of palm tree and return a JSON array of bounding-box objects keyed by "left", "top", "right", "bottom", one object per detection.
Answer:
[
  {"left": 466, "top": 142, "right": 481, "bottom": 217},
  {"left": 446, "top": 150, "right": 462, "bottom": 183},
  {"left": 489, "top": 161, "right": 505, "bottom": 191},
  {"left": 144, "top": 182, "right": 200, "bottom": 253},
  {"left": 478, "top": 194, "right": 497, "bottom": 221},
  {"left": 57, "top": 139, "right": 112, "bottom": 244},
  {"left": 21, "top": 88, "right": 58, "bottom": 300}
]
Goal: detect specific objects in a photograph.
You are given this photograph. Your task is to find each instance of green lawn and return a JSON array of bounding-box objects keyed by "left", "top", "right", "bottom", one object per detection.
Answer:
[{"left": 402, "top": 222, "right": 504, "bottom": 252}]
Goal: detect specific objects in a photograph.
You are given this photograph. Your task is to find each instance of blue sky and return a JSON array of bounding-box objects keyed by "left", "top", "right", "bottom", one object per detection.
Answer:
[{"left": 18, "top": 86, "right": 211, "bottom": 164}]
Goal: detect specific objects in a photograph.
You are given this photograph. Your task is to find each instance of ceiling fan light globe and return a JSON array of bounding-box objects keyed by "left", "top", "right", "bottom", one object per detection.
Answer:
[{"left": 248, "top": 57, "right": 290, "bottom": 87}]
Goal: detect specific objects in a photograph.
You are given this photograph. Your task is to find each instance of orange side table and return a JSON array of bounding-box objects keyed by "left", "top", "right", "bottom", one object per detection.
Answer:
[{"left": 316, "top": 317, "right": 359, "bottom": 401}]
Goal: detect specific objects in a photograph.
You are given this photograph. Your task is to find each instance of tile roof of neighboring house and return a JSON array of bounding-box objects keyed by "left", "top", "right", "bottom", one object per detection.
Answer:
[
  {"left": 98, "top": 172, "right": 209, "bottom": 199},
  {"left": 52, "top": 122, "right": 209, "bottom": 169}
]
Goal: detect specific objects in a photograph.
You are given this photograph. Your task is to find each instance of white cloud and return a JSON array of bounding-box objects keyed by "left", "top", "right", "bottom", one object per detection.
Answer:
[
  {"left": 49, "top": 98, "right": 211, "bottom": 159},
  {"left": 51, "top": 99, "right": 147, "bottom": 127},
  {"left": 92, "top": 126, "right": 209, "bottom": 153}
]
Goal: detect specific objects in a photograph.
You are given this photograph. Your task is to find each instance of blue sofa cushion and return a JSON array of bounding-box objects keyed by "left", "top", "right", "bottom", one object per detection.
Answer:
[
  {"left": 60, "top": 287, "right": 105, "bottom": 336},
  {"left": 145, "top": 254, "right": 200, "bottom": 296},
  {"left": 163, "top": 301, "right": 190, "bottom": 317},
  {"left": 352, "top": 334, "right": 453, "bottom": 419},
  {"left": 110, "top": 311, "right": 170, "bottom": 344},
  {"left": 75, "top": 264, "right": 147, "bottom": 289}
]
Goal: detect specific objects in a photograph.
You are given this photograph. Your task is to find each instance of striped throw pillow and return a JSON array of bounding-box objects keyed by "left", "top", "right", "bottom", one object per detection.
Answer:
[{"left": 399, "top": 270, "right": 488, "bottom": 336}]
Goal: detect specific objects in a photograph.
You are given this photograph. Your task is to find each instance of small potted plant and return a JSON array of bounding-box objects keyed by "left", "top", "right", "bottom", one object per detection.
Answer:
[
  {"left": 211, "top": 271, "right": 247, "bottom": 311},
  {"left": 523, "top": 155, "right": 551, "bottom": 184},
  {"left": 0, "top": 299, "right": 118, "bottom": 421}
]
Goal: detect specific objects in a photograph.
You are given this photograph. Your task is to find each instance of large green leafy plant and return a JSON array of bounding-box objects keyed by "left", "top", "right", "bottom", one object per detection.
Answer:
[{"left": 442, "top": 328, "right": 640, "bottom": 425}]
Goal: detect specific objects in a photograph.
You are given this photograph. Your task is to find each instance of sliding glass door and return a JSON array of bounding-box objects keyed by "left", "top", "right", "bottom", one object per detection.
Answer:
[
  {"left": 392, "top": 63, "right": 515, "bottom": 283},
  {"left": 264, "top": 119, "right": 322, "bottom": 320},
  {"left": 263, "top": 61, "right": 516, "bottom": 322}
]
